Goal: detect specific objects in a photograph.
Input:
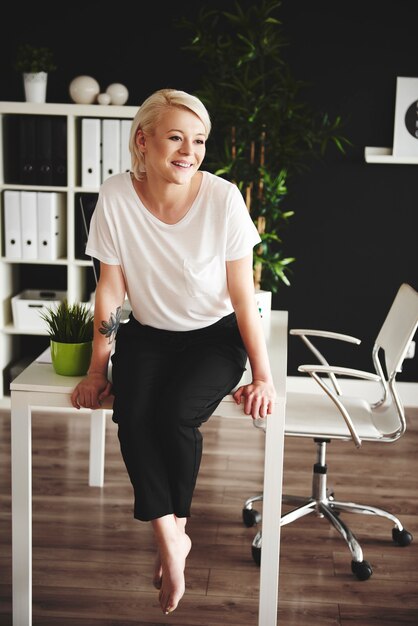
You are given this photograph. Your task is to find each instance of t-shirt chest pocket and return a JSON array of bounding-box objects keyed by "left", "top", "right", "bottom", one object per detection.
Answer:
[{"left": 183, "top": 256, "right": 224, "bottom": 298}]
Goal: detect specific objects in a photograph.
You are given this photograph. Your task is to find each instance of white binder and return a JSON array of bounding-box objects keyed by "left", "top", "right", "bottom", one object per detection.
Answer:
[
  {"left": 102, "top": 119, "right": 120, "bottom": 182},
  {"left": 120, "top": 119, "right": 131, "bottom": 173},
  {"left": 20, "top": 191, "right": 38, "bottom": 260},
  {"left": 37, "top": 192, "right": 66, "bottom": 260},
  {"left": 4, "top": 190, "right": 22, "bottom": 259},
  {"left": 81, "top": 118, "right": 101, "bottom": 187}
]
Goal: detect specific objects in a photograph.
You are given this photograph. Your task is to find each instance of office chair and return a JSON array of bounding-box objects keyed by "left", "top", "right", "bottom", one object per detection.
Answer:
[{"left": 243, "top": 283, "right": 418, "bottom": 580}]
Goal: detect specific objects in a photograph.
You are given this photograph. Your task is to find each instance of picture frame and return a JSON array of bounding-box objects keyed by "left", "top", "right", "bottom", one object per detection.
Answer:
[{"left": 392, "top": 76, "right": 418, "bottom": 157}]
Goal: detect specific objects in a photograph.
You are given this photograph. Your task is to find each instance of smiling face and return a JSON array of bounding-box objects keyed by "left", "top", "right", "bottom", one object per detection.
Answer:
[{"left": 136, "top": 107, "right": 207, "bottom": 185}]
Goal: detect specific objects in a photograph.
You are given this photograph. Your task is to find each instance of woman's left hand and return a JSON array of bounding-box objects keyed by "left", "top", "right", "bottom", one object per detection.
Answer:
[{"left": 233, "top": 379, "right": 276, "bottom": 420}]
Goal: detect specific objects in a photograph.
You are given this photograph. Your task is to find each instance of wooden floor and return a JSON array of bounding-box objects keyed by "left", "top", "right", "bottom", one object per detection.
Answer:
[{"left": 0, "top": 405, "right": 417, "bottom": 626}]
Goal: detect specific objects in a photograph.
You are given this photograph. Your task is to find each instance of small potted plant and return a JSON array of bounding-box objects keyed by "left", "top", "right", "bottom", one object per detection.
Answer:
[
  {"left": 40, "top": 300, "right": 94, "bottom": 376},
  {"left": 14, "top": 44, "right": 57, "bottom": 103}
]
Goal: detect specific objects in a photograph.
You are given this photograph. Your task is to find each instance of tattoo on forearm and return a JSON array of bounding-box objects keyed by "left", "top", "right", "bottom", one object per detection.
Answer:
[{"left": 99, "top": 306, "right": 122, "bottom": 344}]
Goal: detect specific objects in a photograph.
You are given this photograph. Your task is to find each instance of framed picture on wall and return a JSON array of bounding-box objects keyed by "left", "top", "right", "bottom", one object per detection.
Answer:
[{"left": 393, "top": 76, "right": 418, "bottom": 157}]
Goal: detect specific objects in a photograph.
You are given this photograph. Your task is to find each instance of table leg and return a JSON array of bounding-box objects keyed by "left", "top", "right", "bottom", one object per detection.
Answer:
[
  {"left": 258, "top": 397, "right": 286, "bottom": 626},
  {"left": 89, "top": 409, "right": 106, "bottom": 487},
  {"left": 11, "top": 392, "right": 32, "bottom": 626}
]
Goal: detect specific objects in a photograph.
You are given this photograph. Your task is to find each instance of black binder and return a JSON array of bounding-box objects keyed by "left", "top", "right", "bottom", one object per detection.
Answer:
[
  {"left": 19, "top": 116, "right": 37, "bottom": 185},
  {"left": 2, "top": 115, "right": 20, "bottom": 184},
  {"left": 16, "top": 115, "right": 67, "bottom": 186},
  {"left": 76, "top": 193, "right": 98, "bottom": 262},
  {"left": 51, "top": 117, "right": 67, "bottom": 186},
  {"left": 36, "top": 116, "right": 53, "bottom": 185}
]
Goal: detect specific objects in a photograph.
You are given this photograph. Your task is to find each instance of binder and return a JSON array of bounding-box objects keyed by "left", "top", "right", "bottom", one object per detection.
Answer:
[
  {"left": 102, "top": 119, "right": 120, "bottom": 182},
  {"left": 37, "top": 192, "right": 66, "bottom": 260},
  {"left": 36, "top": 116, "right": 53, "bottom": 185},
  {"left": 81, "top": 118, "right": 101, "bottom": 187},
  {"left": 120, "top": 119, "right": 131, "bottom": 173},
  {"left": 79, "top": 194, "right": 100, "bottom": 282},
  {"left": 51, "top": 117, "right": 67, "bottom": 186},
  {"left": 76, "top": 193, "right": 98, "bottom": 260},
  {"left": 4, "top": 190, "right": 22, "bottom": 259},
  {"left": 19, "top": 116, "right": 37, "bottom": 185},
  {"left": 3, "top": 115, "right": 20, "bottom": 184},
  {"left": 20, "top": 191, "right": 38, "bottom": 260}
]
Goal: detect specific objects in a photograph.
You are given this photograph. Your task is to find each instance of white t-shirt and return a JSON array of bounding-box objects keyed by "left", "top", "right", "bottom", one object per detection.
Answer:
[{"left": 86, "top": 171, "right": 261, "bottom": 331}]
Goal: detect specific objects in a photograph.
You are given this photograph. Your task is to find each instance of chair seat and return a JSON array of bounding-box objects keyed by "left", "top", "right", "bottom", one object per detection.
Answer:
[{"left": 285, "top": 391, "right": 382, "bottom": 440}]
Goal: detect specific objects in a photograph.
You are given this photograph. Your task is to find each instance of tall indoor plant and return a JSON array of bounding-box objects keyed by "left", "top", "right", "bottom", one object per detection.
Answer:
[{"left": 177, "top": 0, "right": 350, "bottom": 292}]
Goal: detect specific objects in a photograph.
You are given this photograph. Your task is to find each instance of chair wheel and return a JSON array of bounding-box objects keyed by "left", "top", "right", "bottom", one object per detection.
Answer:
[
  {"left": 242, "top": 507, "right": 261, "bottom": 527},
  {"left": 351, "top": 559, "right": 373, "bottom": 581},
  {"left": 392, "top": 527, "right": 413, "bottom": 546},
  {"left": 252, "top": 544, "right": 261, "bottom": 566}
]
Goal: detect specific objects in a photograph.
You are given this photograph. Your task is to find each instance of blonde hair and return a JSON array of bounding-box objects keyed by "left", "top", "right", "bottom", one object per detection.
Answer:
[{"left": 129, "top": 88, "right": 212, "bottom": 181}]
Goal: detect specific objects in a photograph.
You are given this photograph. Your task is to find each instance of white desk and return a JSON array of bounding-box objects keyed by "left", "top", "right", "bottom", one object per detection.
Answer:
[{"left": 10, "top": 310, "right": 287, "bottom": 626}]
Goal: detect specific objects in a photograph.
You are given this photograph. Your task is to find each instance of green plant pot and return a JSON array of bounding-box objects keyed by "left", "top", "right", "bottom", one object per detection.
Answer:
[{"left": 50, "top": 340, "right": 92, "bottom": 376}]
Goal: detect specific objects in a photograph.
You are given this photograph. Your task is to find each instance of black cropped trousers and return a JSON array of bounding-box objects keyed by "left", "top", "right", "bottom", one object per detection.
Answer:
[{"left": 110, "top": 312, "right": 247, "bottom": 522}]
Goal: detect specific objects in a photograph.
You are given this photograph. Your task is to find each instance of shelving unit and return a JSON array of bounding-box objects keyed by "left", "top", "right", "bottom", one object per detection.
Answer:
[
  {"left": 364, "top": 146, "right": 418, "bottom": 164},
  {"left": 0, "top": 101, "right": 138, "bottom": 405}
]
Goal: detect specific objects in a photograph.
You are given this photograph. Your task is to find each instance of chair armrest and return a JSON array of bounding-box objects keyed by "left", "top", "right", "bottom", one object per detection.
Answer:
[
  {"left": 298, "top": 364, "right": 381, "bottom": 382},
  {"left": 296, "top": 364, "right": 382, "bottom": 448},
  {"left": 290, "top": 328, "right": 361, "bottom": 345},
  {"left": 290, "top": 329, "right": 361, "bottom": 396}
]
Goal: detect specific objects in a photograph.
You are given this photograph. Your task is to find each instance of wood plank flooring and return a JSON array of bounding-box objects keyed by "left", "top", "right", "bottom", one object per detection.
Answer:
[{"left": 0, "top": 405, "right": 417, "bottom": 625}]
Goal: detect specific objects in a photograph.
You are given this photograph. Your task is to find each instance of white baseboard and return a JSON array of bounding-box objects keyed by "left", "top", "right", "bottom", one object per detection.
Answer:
[{"left": 287, "top": 376, "right": 418, "bottom": 408}]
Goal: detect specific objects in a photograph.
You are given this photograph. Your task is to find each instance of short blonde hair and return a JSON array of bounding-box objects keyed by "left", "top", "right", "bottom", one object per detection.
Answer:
[{"left": 129, "top": 88, "right": 212, "bottom": 181}]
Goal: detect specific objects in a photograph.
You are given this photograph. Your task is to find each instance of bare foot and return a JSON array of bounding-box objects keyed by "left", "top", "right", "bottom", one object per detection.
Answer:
[
  {"left": 158, "top": 533, "right": 192, "bottom": 614},
  {"left": 153, "top": 550, "right": 162, "bottom": 590}
]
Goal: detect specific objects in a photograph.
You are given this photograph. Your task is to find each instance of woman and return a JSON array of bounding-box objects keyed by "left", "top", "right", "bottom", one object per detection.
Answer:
[{"left": 71, "top": 88, "right": 276, "bottom": 615}]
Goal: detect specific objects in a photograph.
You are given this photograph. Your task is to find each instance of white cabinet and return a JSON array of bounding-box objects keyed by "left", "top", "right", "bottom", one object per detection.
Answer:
[{"left": 0, "top": 101, "right": 138, "bottom": 404}]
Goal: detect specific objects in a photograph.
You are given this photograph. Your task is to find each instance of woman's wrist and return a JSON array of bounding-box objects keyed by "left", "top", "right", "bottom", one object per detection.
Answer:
[{"left": 87, "top": 369, "right": 107, "bottom": 377}]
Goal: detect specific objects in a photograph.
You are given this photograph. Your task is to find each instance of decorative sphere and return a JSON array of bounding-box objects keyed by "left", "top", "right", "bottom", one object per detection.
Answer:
[
  {"left": 69, "top": 76, "right": 100, "bottom": 104},
  {"left": 106, "top": 83, "right": 129, "bottom": 105},
  {"left": 97, "top": 92, "right": 111, "bottom": 105}
]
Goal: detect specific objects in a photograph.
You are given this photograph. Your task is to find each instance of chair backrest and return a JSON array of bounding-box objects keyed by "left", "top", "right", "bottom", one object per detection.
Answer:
[{"left": 375, "top": 283, "right": 418, "bottom": 380}]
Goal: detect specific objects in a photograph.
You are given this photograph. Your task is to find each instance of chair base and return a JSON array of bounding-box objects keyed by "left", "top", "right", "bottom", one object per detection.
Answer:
[{"left": 242, "top": 440, "right": 413, "bottom": 579}]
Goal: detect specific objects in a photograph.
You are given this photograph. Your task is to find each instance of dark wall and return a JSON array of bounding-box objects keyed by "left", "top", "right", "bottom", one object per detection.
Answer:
[
  {"left": 1, "top": 0, "right": 417, "bottom": 381},
  {"left": 277, "top": 1, "right": 418, "bottom": 381}
]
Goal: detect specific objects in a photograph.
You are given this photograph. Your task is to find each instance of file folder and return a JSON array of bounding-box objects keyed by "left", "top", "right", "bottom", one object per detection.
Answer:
[
  {"left": 79, "top": 194, "right": 100, "bottom": 282},
  {"left": 51, "top": 117, "right": 67, "bottom": 186},
  {"left": 4, "top": 190, "right": 22, "bottom": 259},
  {"left": 37, "top": 192, "right": 66, "bottom": 260},
  {"left": 102, "top": 119, "right": 120, "bottom": 182},
  {"left": 19, "top": 116, "right": 37, "bottom": 185},
  {"left": 81, "top": 118, "right": 101, "bottom": 187},
  {"left": 76, "top": 193, "right": 98, "bottom": 260},
  {"left": 36, "top": 116, "right": 53, "bottom": 185},
  {"left": 120, "top": 119, "right": 131, "bottom": 173},
  {"left": 20, "top": 191, "right": 38, "bottom": 260},
  {"left": 3, "top": 115, "right": 20, "bottom": 184}
]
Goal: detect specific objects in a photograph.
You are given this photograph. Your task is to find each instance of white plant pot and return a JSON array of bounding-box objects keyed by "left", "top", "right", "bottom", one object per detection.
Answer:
[{"left": 23, "top": 72, "right": 48, "bottom": 103}]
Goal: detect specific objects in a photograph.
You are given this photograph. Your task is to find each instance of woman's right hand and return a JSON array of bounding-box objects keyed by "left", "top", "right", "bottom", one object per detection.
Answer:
[{"left": 71, "top": 372, "right": 112, "bottom": 410}]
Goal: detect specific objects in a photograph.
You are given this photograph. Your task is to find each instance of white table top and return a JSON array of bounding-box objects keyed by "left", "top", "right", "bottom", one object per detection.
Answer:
[{"left": 11, "top": 310, "right": 288, "bottom": 401}]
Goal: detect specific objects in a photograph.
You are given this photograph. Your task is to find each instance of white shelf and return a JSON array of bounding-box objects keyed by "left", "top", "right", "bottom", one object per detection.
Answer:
[
  {"left": 0, "top": 101, "right": 138, "bottom": 118},
  {"left": 0, "top": 101, "right": 137, "bottom": 400},
  {"left": 3, "top": 323, "right": 49, "bottom": 336},
  {"left": 364, "top": 146, "right": 418, "bottom": 164},
  {"left": 1, "top": 256, "right": 68, "bottom": 265}
]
